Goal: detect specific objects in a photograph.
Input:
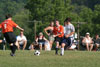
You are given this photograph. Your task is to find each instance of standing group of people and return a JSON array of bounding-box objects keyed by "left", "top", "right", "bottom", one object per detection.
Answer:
[{"left": 29, "top": 18, "right": 75, "bottom": 56}]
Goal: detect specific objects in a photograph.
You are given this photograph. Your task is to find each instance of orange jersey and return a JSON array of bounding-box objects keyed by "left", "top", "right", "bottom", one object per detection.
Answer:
[
  {"left": 53, "top": 25, "right": 64, "bottom": 37},
  {"left": 0, "top": 19, "right": 18, "bottom": 33}
]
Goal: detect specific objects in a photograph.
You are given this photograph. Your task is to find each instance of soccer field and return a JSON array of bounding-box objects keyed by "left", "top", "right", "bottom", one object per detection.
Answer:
[{"left": 0, "top": 50, "right": 100, "bottom": 67}]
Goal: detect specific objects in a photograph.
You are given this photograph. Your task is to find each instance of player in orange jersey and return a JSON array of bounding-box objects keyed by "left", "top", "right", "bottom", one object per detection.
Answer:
[
  {"left": 53, "top": 20, "right": 64, "bottom": 55},
  {"left": 0, "top": 14, "right": 24, "bottom": 56}
]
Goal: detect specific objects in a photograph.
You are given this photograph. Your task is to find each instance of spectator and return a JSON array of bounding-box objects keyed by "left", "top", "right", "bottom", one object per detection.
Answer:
[
  {"left": 0, "top": 38, "right": 6, "bottom": 44},
  {"left": 44, "top": 21, "right": 54, "bottom": 50},
  {"left": 0, "top": 40, "right": 3, "bottom": 43},
  {"left": 82, "top": 32, "right": 93, "bottom": 51},
  {"left": 35, "top": 32, "right": 49, "bottom": 50},
  {"left": 17, "top": 31, "right": 27, "bottom": 50},
  {"left": 61, "top": 17, "right": 75, "bottom": 55},
  {"left": 53, "top": 20, "right": 64, "bottom": 55},
  {"left": 68, "top": 40, "right": 77, "bottom": 50},
  {"left": 93, "top": 34, "right": 100, "bottom": 51},
  {"left": 28, "top": 42, "right": 38, "bottom": 51}
]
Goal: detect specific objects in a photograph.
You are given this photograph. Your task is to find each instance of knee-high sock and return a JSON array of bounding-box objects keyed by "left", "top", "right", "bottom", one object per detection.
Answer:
[
  {"left": 61, "top": 48, "right": 64, "bottom": 55},
  {"left": 12, "top": 43, "right": 17, "bottom": 54},
  {"left": 10, "top": 46, "right": 13, "bottom": 53},
  {"left": 55, "top": 46, "right": 58, "bottom": 54}
]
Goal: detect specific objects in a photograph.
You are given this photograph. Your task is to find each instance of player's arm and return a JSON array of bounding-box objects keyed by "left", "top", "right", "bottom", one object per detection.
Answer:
[
  {"left": 66, "top": 31, "right": 75, "bottom": 38},
  {"left": 53, "top": 33, "right": 60, "bottom": 37},
  {"left": 16, "top": 26, "right": 24, "bottom": 31},
  {"left": 12, "top": 21, "right": 24, "bottom": 31}
]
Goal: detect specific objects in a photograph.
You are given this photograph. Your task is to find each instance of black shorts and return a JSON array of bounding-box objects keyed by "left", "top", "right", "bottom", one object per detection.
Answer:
[
  {"left": 4, "top": 32, "right": 16, "bottom": 44},
  {"left": 62, "top": 37, "right": 72, "bottom": 46},
  {"left": 55, "top": 36, "right": 63, "bottom": 45}
]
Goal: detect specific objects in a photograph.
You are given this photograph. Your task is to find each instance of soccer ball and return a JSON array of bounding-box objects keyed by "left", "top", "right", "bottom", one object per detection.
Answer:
[{"left": 34, "top": 50, "right": 40, "bottom": 56}]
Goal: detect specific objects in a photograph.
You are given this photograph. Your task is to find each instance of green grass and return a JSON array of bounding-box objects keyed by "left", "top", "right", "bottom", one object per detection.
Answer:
[{"left": 0, "top": 50, "right": 100, "bottom": 67}]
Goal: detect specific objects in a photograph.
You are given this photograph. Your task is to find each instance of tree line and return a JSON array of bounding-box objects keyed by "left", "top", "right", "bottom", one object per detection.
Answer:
[{"left": 0, "top": 0, "right": 100, "bottom": 47}]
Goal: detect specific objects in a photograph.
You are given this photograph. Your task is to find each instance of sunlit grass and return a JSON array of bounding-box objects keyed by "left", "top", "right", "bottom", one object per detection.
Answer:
[{"left": 0, "top": 50, "right": 100, "bottom": 67}]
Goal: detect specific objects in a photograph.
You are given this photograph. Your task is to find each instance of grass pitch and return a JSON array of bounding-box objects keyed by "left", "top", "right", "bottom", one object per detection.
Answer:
[{"left": 0, "top": 50, "right": 100, "bottom": 67}]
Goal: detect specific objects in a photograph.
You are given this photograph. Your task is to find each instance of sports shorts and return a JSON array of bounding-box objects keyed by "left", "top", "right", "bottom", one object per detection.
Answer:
[{"left": 4, "top": 32, "right": 16, "bottom": 44}]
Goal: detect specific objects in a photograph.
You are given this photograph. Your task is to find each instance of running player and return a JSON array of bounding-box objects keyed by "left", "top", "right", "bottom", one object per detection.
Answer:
[
  {"left": 0, "top": 14, "right": 24, "bottom": 56},
  {"left": 53, "top": 20, "right": 64, "bottom": 55},
  {"left": 61, "top": 18, "right": 75, "bottom": 55}
]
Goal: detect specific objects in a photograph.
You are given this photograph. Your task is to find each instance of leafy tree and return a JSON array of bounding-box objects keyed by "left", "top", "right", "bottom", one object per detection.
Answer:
[
  {"left": 0, "top": 0, "right": 26, "bottom": 22},
  {"left": 71, "top": 0, "right": 100, "bottom": 10},
  {"left": 79, "top": 6, "right": 93, "bottom": 23},
  {"left": 92, "top": 5, "right": 100, "bottom": 24},
  {"left": 13, "top": 9, "right": 32, "bottom": 41}
]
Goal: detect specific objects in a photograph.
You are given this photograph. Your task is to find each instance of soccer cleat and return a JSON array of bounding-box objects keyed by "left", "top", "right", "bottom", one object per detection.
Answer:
[
  {"left": 55, "top": 53, "right": 58, "bottom": 55},
  {"left": 10, "top": 53, "right": 15, "bottom": 57},
  {"left": 60, "top": 53, "right": 64, "bottom": 56}
]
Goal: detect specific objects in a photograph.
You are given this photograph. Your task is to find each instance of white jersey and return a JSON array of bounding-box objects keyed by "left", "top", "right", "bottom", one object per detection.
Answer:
[
  {"left": 63, "top": 26, "right": 66, "bottom": 34},
  {"left": 17, "top": 35, "right": 27, "bottom": 45},
  {"left": 64, "top": 23, "right": 75, "bottom": 37}
]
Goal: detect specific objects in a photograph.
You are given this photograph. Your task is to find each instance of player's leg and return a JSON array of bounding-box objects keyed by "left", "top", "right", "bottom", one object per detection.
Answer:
[
  {"left": 61, "top": 43, "right": 65, "bottom": 55},
  {"left": 9, "top": 43, "right": 17, "bottom": 56},
  {"left": 3, "top": 32, "right": 17, "bottom": 56},
  {"left": 8, "top": 32, "right": 17, "bottom": 56},
  {"left": 60, "top": 38, "right": 67, "bottom": 55},
  {"left": 55, "top": 37, "right": 60, "bottom": 55},
  {"left": 55, "top": 41, "right": 59, "bottom": 54}
]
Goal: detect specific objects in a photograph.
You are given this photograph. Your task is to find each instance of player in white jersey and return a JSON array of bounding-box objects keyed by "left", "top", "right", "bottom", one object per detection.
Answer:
[{"left": 61, "top": 18, "right": 75, "bottom": 55}]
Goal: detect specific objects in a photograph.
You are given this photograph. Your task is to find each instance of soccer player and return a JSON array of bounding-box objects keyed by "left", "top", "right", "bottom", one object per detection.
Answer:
[
  {"left": 61, "top": 18, "right": 75, "bottom": 55},
  {"left": 0, "top": 14, "right": 24, "bottom": 56},
  {"left": 53, "top": 20, "right": 64, "bottom": 55}
]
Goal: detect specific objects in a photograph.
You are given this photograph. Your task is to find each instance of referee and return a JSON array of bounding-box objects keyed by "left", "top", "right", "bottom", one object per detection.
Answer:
[{"left": 0, "top": 14, "right": 24, "bottom": 56}]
